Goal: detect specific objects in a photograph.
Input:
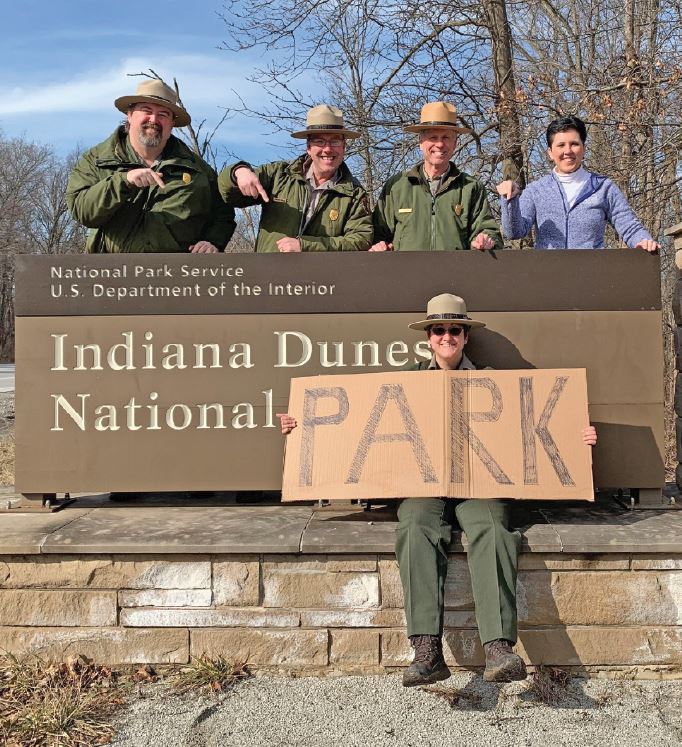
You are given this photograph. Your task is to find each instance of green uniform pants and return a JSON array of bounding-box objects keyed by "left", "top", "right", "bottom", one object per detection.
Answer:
[{"left": 396, "top": 498, "right": 521, "bottom": 645}]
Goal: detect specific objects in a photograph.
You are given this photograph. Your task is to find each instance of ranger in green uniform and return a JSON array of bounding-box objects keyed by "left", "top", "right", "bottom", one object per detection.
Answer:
[
  {"left": 398, "top": 293, "right": 526, "bottom": 686},
  {"left": 67, "top": 79, "right": 235, "bottom": 254},
  {"left": 280, "top": 293, "right": 598, "bottom": 687},
  {"left": 396, "top": 294, "right": 597, "bottom": 686},
  {"left": 219, "top": 105, "right": 372, "bottom": 252},
  {"left": 371, "top": 102, "right": 502, "bottom": 252}
]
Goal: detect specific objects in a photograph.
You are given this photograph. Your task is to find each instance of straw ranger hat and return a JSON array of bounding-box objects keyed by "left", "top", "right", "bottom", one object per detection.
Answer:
[
  {"left": 291, "top": 104, "right": 359, "bottom": 139},
  {"left": 409, "top": 293, "right": 485, "bottom": 330},
  {"left": 115, "top": 79, "right": 191, "bottom": 128},
  {"left": 404, "top": 101, "right": 471, "bottom": 134}
]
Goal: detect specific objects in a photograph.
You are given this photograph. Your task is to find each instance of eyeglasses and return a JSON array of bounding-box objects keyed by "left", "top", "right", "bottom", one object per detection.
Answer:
[
  {"left": 428, "top": 325, "right": 464, "bottom": 337},
  {"left": 308, "top": 138, "right": 344, "bottom": 148}
]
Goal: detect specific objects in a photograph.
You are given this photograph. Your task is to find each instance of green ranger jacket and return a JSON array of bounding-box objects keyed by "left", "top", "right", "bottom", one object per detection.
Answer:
[
  {"left": 218, "top": 156, "right": 372, "bottom": 252},
  {"left": 373, "top": 162, "right": 503, "bottom": 251},
  {"left": 66, "top": 127, "right": 236, "bottom": 253},
  {"left": 410, "top": 352, "right": 478, "bottom": 371}
]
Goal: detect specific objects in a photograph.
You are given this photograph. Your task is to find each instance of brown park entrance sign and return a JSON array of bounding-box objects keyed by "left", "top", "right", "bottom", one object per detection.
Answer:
[{"left": 14, "top": 251, "right": 664, "bottom": 498}]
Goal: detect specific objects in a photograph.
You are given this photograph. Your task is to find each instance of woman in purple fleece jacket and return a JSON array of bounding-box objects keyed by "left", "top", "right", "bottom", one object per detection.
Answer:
[{"left": 496, "top": 116, "right": 659, "bottom": 252}]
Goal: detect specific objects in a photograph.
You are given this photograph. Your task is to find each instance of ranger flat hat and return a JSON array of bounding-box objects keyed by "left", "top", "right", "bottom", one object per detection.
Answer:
[
  {"left": 408, "top": 293, "right": 485, "bottom": 330},
  {"left": 291, "top": 104, "right": 359, "bottom": 139},
  {"left": 404, "top": 101, "right": 471, "bottom": 134},
  {"left": 115, "top": 79, "right": 191, "bottom": 128}
]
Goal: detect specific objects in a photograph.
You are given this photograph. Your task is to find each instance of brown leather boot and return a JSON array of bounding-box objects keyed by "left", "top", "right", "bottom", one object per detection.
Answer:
[
  {"left": 402, "top": 635, "right": 451, "bottom": 687},
  {"left": 483, "top": 639, "right": 527, "bottom": 682}
]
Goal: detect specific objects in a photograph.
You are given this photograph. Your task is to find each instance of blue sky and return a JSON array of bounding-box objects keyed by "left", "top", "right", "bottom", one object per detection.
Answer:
[{"left": 0, "top": 0, "right": 307, "bottom": 166}]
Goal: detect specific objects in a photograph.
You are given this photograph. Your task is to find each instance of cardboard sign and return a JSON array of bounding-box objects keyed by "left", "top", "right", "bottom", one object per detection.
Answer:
[{"left": 282, "top": 369, "right": 594, "bottom": 502}]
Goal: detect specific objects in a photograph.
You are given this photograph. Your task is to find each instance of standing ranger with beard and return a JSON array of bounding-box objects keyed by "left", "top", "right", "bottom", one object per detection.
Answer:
[{"left": 67, "top": 80, "right": 235, "bottom": 253}]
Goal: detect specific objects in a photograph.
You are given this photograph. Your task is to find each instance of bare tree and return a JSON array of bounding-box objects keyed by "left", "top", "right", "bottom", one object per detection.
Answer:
[
  {"left": 217, "top": 0, "right": 681, "bottom": 250},
  {"left": 0, "top": 134, "right": 85, "bottom": 361},
  {"left": 218, "top": 0, "right": 510, "bottom": 201},
  {"left": 482, "top": 0, "right": 525, "bottom": 187},
  {"left": 227, "top": 207, "right": 261, "bottom": 253}
]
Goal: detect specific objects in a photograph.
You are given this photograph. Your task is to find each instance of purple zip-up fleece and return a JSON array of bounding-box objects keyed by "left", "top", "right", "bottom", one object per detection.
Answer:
[{"left": 500, "top": 171, "right": 654, "bottom": 249}]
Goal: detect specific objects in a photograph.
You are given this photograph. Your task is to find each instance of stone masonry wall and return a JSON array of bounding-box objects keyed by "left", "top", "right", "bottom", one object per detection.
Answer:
[{"left": 1, "top": 553, "right": 682, "bottom": 672}]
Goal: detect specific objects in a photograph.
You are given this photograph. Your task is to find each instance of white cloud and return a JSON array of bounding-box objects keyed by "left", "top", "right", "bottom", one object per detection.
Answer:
[
  {"left": 0, "top": 51, "right": 320, "bottom": 164},
  {"left": 0, "top": 54, "right": 268, "bottom": 117}
]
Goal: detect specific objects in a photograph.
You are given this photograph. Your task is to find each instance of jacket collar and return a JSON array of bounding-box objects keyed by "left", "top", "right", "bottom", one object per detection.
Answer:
[
  {"left": 427, "top": 352, "right": 476, "bottom": 370},
  {"left": 108, "top": 126, "right": 190, "bottom": 166},
  {"left": 407, "top": 161, "right": 462, "bottom": 190},
  {"left": 549, "top": 169, "right": 608, "bottom": 211}
]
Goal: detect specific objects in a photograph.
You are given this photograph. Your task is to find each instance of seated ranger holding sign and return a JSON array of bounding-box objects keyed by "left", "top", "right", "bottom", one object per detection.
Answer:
[
  {"left": 219, "top": 105, "right": 372, "bottom": 252},
  {"left": 371, "top": 102, "right": 502, "bottom": 252},
  {"left": 67, "top": 79, "right": 235, "bottom": 254},
  {"left": 279, "top": 293, "right": 597, "bottom": 686}
]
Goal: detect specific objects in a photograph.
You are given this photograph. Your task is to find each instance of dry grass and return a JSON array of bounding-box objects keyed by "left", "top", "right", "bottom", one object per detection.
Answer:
[
  {"left": 0, "top": 652, "right": 253, "bottom": 745},
  {"left": 172, "top": 654, "right": 251, "bottom": 696},
  {"left": 0, "top": 431, "right": 15, "bottom": 487},
  {"left": 0, "top": 652, "right": 127, "bottom": 747},
  {"left": 524, "top": 665, "right": 572, "bottom": 705},
  {"left": 421, "top": 684, "right": 482, "bottom": 708}
]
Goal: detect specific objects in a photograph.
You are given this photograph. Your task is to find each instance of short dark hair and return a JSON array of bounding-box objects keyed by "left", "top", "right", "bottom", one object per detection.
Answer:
[{"left": 546, "top": 116, "right": 587, "bottom": 147}]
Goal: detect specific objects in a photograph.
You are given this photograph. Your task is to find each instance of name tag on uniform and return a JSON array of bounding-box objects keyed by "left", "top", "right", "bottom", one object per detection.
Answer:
[{"left": 398, "top": 208, "right": 412, "bottom": 214}]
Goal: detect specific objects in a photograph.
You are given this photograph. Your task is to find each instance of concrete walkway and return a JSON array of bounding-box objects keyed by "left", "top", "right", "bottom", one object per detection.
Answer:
[{"left": 2, "top": 494, "right": 682, "bottom": 555}]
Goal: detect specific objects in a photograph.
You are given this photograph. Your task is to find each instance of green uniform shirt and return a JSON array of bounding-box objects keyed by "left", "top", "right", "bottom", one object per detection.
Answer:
[
  {"left": 66, "top": 127, "right": 236, "bottom": 253},
  {"left": 218, "top": 156, "right": 372, "bottom": 252},
  {"left": 410, "top": 352, "right": 478, "bottom": 371},
  {"left": 373, "top": 162, "right": 503, "bottom": 251}
]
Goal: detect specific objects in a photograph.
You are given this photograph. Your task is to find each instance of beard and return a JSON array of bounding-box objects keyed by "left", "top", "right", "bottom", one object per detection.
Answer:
[{"left": 138, "top": 123, "right": 163, "bottom": 148}]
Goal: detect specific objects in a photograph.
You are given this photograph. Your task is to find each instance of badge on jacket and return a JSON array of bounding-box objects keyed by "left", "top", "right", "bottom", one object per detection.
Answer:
[
  {"left": 454, "top": 204, "right": 463, "bottom": 216},
  {"left": 182, "top": 173, "right": 192, "bottom": 185},
  {"left": 329, "top": 209, "right": 339, "bottom": 221}
]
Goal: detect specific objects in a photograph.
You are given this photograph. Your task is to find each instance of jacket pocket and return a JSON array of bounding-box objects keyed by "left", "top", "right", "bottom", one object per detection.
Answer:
[
  {"left": 157, "top": 166, "right": 211, "bottom": 221},
  {"left": 394, "top": 209, "right": 413, "bottom": 248},
  {"left": 260, "top": 199, "right": 302, "bottom": 238}
]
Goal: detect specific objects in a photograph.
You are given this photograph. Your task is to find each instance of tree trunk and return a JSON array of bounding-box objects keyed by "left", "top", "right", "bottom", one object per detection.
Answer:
[{"left": 482, "top": 0, "right": 525, "bottom": 187}]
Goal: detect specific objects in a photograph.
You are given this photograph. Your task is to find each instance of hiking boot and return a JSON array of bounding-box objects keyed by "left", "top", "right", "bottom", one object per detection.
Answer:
[
  {"left": 483, "top": 639, "right": 527, "bottom": 682},
  {"left": 402, "top": 635, "right": 451, "bottom": 687}
]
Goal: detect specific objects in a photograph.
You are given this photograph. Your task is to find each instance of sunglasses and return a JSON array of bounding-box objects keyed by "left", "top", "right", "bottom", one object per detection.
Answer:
[{"left": 428, "top": 325, "right": 465, "bottom": 337}]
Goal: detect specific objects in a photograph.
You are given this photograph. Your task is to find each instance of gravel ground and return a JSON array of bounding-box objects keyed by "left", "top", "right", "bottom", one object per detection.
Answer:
[
  {"left": 108, "top": 672, "right": 682, "bottom": 747},
  {"left": 0, "top": 391, "right": 14, "bottom": 436},
  {"left": 0, "top": 392, "right": 15, "bottom": 486}
]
